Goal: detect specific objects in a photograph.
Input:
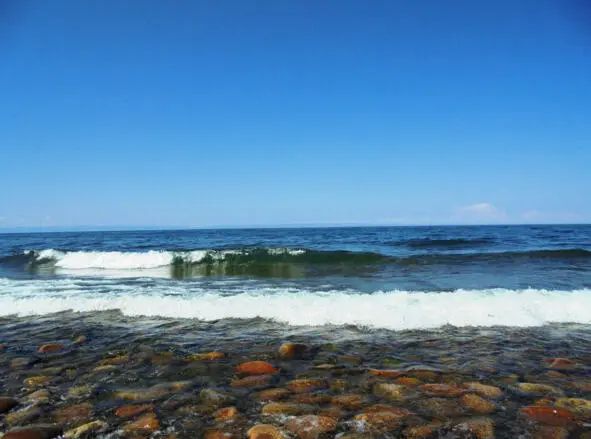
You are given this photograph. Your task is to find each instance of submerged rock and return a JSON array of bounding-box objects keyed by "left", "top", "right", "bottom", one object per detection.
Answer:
[
  {"left": 235, "top": 361, "right": 278, "bottom": 376},
  {"left": 247, "top": 424, "right": 286, "bottom": 439},
  {"left": 63, "top": 420, "right": 106, "bottom": 438},
  {"left": 520, "top": 406, "right": 578, "bottom": 427},
  {"left": 462, "top": 382, "right": 503, "bottom": 399},
  {"left": 0, "top": 396, "right": 19, "bottom": 413},
  {"left": 2, "top": 425, "right": 62, "bottom": 439},
  {"left": 122, "top": 412, "right": 160, "bottom": 435},
  {"left": 285, "top": 415, "right": 337, "bottom": 439},
  {"left": 38, "top": 343, "right": 65, "bottom": 353},
  {"left": 279, "top": 343, "right": 309, "bottom": 360},
  {"left": 459, "top": 393, "right": 496, "bottom": 414},
  {"left": 262, "top": 402, "right": 315, "bottom": 416},
  {"left": 373, "top": 383, "right": 409, "bottom": 400}
]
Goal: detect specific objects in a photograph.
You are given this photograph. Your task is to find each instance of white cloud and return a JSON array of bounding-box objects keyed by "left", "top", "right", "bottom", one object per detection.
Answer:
[{"left": 453, "top": 203, "right": 507, "bottom": 223}]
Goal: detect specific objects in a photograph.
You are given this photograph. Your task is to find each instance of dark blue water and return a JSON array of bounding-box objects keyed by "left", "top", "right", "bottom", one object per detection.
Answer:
[{"left": 0, "top": 225, "right": 590, "bottom": 329}]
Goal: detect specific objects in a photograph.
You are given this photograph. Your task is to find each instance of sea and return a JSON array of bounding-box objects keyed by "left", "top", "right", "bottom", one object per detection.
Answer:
[{"left": 0, "top": 224, "right": 590, "bottom": 331}]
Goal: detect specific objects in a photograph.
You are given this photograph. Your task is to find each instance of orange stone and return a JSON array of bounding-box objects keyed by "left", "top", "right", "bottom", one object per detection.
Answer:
[
  {"left": 420, "top": 383, "right": 464, "bottom": 397},
  {"left": 53, "top": 403, "right": 93, "bottom": 425},
  {"left": 39, "top": 343, "right": 65, "bottom": 353},
  {"left": 285, "top": 415, "right": 337, "bottom": 439},
  {"left": 395, "top": 376, "right": 421, "bottom": 386},
  {"left": 459, "top": 394, "right": 496, "bottom": 414},
  {"left": 73, "top": 335, "right": 87, "bottom": 344},
  {"left": 115, "top": 404, "right": 153, "bottom": 418},
  {"left": 262, "top": 402, "right": 315, "bottom": 416},
  {"left": 368, "top": 369, "right": 405, "bottom": 378},
  {"left": 361, "top": 405, "right": 411, "bottom": 417},
  {"left": 287, "top": 378, "right": 327, "bottom": 393},
  {"left": 247, "top": 424, "right": 285, "bottom": 439},
  {"left": 278, "top": 343, "right": 308, "bottom": 360},
  {"left": 520, "top": 406, "right": 578, "bottom": 427},
  {"left": 544, "top": 358, "right": 577, "bottom": 371},
  {"left": 231, "top": 374, "right": 273, "bottom": 387},
  {"left": 214, "top": 406, "right": 239, "bottom": 421},
  {"left": 235, "top": 361, "right": 278, "bottom": 376},
  {"left": 354, "top": 410, "right": 409, "bottom": 432},
  {"left": 192, "top": 352, "right": 226, "bottom": 361},
  {"left": 2, "top": 426, "right": 62, "bottom": 439},
  {"left": 123, "top": 412, "right": 160, "bottom": 434},
  {"left": 331, "top": 394, "right": 366, "bottom": 409}
]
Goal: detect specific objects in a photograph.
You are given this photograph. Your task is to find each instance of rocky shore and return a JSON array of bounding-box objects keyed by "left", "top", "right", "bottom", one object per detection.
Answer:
[{"left": 1, "top": 316, "right": 591, "bottom": 438}]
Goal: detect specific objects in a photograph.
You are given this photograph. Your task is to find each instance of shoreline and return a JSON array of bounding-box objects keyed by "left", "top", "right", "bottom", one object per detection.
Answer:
[{"left": 1, "top": 316, "right": 590, "bottom": 438}]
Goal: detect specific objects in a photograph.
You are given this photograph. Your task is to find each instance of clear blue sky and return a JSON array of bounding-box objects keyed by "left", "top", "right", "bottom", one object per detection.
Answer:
[{"left": 2, "top": 0, "right": 590, "bottom": 230}]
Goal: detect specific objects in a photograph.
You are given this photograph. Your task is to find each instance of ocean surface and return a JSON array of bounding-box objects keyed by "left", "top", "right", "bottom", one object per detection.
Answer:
[{"left": 0, "top": 224, "right": 590, "bottom": 330}]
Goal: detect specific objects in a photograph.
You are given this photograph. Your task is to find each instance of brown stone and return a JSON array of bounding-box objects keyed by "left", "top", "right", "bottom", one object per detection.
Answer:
[
  {"left": 452, "top": 417, "right": 494, "bottom": 439},
  {"left": 420, "top": 383, "right": 464, "bottom": 397},
  {"left": 512, "top": 383, "right": 564, "bottom": 398},
  {"left": 53, "top": 403, "right": 92, "bottom": 425},
  {"left": 354, "top": 410, "right": 408, "bottom": 433},
  {"left": 285, "top": 415, "right": 337, "bottom": 439},
  {"left": 2, "top": 425, "right": 62, "bottom": 439},
  {"left": 404, "top": 423, "right": 444, "bottom": 439},
  {"left": 262, "top": 402, "right": 315, "bottom": 416},
  {"left": 5, "top": 406, "right": 43, "bottom": 424},
  {"left": 11, "top": 357, "right": 35, "bottom": 369},
  {"left": 331, "top": 393, "right": 366, "bottom": 409},
  {"left": 189, "top": 351, "right": 226, "bottom": 361},
  {"left": 368, "top": 369, "right": 405, "bottom": 378},
  {"left": 200, "top": 389, "right": 235, "bottom": 407},
  {"left": 531, "top": 426, "right": 570, "bottom": 439},
  {"left": 235, "top": 361, "right": 278, "bottom": 376},
  {"left": 258, "top": 388, "right": 290, "bottom": 401},
  {"left": 278, "top": 343, "right": 308, "bottom": 359},
  {"left": 72, "top": 335, "right": 87, "bottom": 344},
  {"left": 543, "top": 358, "right": 577, "bottom": 370},
  {"left": 24, "top": 376, "right": 52, "bottom": 388},
  {"left": 38, "top": 344, "right": 65, "bottom": 353},
  {"left": 100, "top": 354, "right": 129, "bottom": 366},
  {"left": 373, "top": 383, "right": 409, "bottom": 400},
  {"left": 122, "top": 412, "right": 160, "bottom": 435},
  {"left": 115, "top": 404, "right": 153, "bottom": 418},
  {"left": 247, "top": 424, "right": 286, "bottom": 439},
  {"left": 396, "top": 376, "right": 421, "bottom": 386},
  {"left": 462, "top": 382, "right": 503, "bottom": 399},
  {"left": 460, "top": 393, "right": 496, "bottom": 414},
  {"left": 0, "top": 397, "right": 19, "bottom": 413},
  {"left": 287, "top": 378, "right": 327, "bottom": 393},
  {"left": 555, "top": 397, "right": 591, "bottom": 416},
  {"left": 26, "top": 389, "right": 51, "bottom": 404},
  {"left": 231, "top": 374, "right": 273, "bottom": 388}
]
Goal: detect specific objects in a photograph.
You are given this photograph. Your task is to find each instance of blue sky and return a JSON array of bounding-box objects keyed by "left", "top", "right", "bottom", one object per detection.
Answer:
[{"left": 1, "top": 0, "right": 590, "bottom": 230}]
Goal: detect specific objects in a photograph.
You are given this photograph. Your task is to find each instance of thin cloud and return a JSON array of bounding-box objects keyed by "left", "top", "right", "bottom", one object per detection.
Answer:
[{"left": 453, "top": 203, "right": 507, "bottom": 223}]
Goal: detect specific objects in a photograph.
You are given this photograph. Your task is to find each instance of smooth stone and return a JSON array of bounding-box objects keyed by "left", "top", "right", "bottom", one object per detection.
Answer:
[
  {"left": 420, "top": 383, "right": 464, "bottom": 397},
  {"left": 24, "top": 376, "right": 52, "bottom": 388},
  {"left": 520, "top": 406, "right": 578, "bottom": 427},
  {"left": 53, "top": 403, "right": 92, "bottom": 425},
  {"left": 100, "top": 354, "right": 129, "bottom": 365},
  {"left": 414, "top": 398, "right": 466, "bottom": 418},
  {"left": 543, "top": 358, "right": 578, "bottom": 370},
  {"left": 25, "top": 389, "right": 51, "bottom": 404},
  {"left": 92, "top": 365, "right": 117, "bottom": 373},
  {"left": 530, "top": 426, "right": 570, "bottom": 439},
  {"left": 278, "top": 343, "right": 309, "bottom": 360},
  {"left": 287, "top": 378, "right": 327, "bottom": 393},
  {"left": 188, "top": 351, "right": 226, "bottom": 361},
  {"left": 353, "top": 411, "right": 408, "bottom": 433},
  {"left": 372, "top": 383, "right": 409, "bottom": 400},
  {"left": 368, "top": 369, "right": 405, "bottom": 378},
  {"left": 115, "top": 404, "right": 154, "bottom": 418},
  {"left": 231, "top": 374, "right": 273, "bottom": 388},
  {"left": 200, "top": 389, "right": 235, "bottom": 407},
  {"left": 72, "top": 335, "right": 87, "bottom": 344},
  {"left": 262, "top": 402, "right": 315, "bottom": 416},
  {"left": 290, "top": 393, "right": 331, "bottom": 405},
  {"left": 115, "top": 381, "right": 192, "bottom": 401},
  {"left": 555, "top": 397, "right": 591, "bottom": 416},
  {"left": 396, "top": 376, "right": 421, "bottom": 386},
  {"left": 459, "top": 393, "right": 496, "bottom": 414},
  {"left": 451, "top": 417, "right": 494, "bottom": 439},
  {"left": 285, "top": 415, "right": 337, "bottom": 439},
  {"left": 247, "top": 424, "right": 286, "bottom": 439},
  {"left": 0, "top": 397, "right": 19, "bottom": 413},
  {"left": 213, "top": 406, "right": 239, "bottom": 421},
  {"left": 5, "top": 406, "right": 43, "bottom": 424},
  {"left": 38, "top": 344, "right": 65, "bottom": 353},
  {"left": 331, "top": 393, "right": 367, "bottom": 409},
  {"left": 462, "top": 382, "right": 503, "bottom": 399},
  {"left": 63, "top": 420, "right": 107, "bottom": 439},
  {"left": 511, "top": 383, "right": 565, "bottom": 398},
  {"left": 258, "top": 388, "right": 290, "bottom": 401},
  {"left": 2, "top": 425, "right": 62, "bottom": 439},
  {"left": 235, "top": 361, "right": 278, "bottom": 376},
  {"left": 403, "top": 422, "right": 444, "bottom": 439},
  {"left": 122, "top": 412, "right": 160, "bottom": 435},
  {"left": 11, "top": 357, "right": 35, "bottom": 369},
  {"left": 67, "top": 385, "right": 94, "bottom": 399}
]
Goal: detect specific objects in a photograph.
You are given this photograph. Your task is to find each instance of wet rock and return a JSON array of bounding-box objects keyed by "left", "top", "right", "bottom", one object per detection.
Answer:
[
  {"left": 510, "top": 383, "right": 564, "bottom": 398},
  {"left": 285, "top": 415, "right": 337, "bottom": 439},
  {"left": 420, "top": 383, "right": 464, "bottom": 397},
  {"left": 63, "top": 420, "right": 107, "bottom": 438},
  {"left": 290, "top": 393, "right": 331, "bottom": 405},
  {"left": 462, "top": 382, "right": 503, "bottom": 399},
  {"left": 0, "top": 396, "right": 19, "bottom": 413},
  {"left": 338, "top": 354, "right": 363, "bottom": 365},
  {"left": 353, "top": 410, "right": 409, "bottom": 433},
  {"left": 403, "top": 422, "right": 444, "bottom": 439},
  {"left": 53, "top": 403, "right": 92, "bottom": 425},
  {"left": 231, "top": 374, "right": 273, "bottom": 388},
  {"left": 92, "top": 365, "right": 118, "bottom": 373},
  {"left": 214, "top": 406, "right": 239, "bottom": 421},
  {"left": 262, "top": 402, "right": 315, "bottom": 416},
  {"left": 368, "top": 369, "right": 405, "bottom": 378},
  {"left": 287, "top": 378, "right": 327, "bottom": 393},
  {"left": 373, "top": 383, "right": 409, "bottom": 400},
  {"left": 554, "top": 397, "right": 591, "bottom": 416},
  {"left": 115, "top": 404, "right": 154, "bottom": 418},
  {"left": 279, "top": 343, "right": 309, "bottom": 360},
  {"left": 258, "top": 387, "right": 290, "bottom": 401},
  {"left": 204, "top": 429, "right": 240, "bottom": 439},
  {"left": 331, "top": 393, "right": 367, "bottom": 409},
  {"left": 414, "top": 398, "right": 466, "bottom": 418},
  {"left": 115, "top": 381, "right": 192, "bottom": 401},
  {"left": 11, "top": 357, "right": 35, "bottom": 369},
  {"left": 5, "top": 406, "right": 43, "bottom": 425},
  {"left": 2, "top": 425, "right": 62, "bottom": 439},
  {"left": 100, "top": 354, "right": 129, "bottom": 366},
  {"left": 450, "top": 417, "right": 494, "bottom": 439},
  {"left": 530, "top": 426, "right": 570, "bottom": 439},
  {"left": 122, "top": 412, "right": 160, "bottom": 436},
  {"left": 459, "top": 393, "right": 496, "bottom": 414},
  {"left": 72, "top": 335, "right": 87, "bottom": 344},
  {"left": 235, "top": 361, "right": 278, "bottom": 376},
  {"left": 543, "top": 358, "right": 578, "bottom": 371},
  {"left": 396, "top": 376, "right": 421, "bottom": 386},
  {"left": 318, "top": 406, "right": 344, "bottom": 420},
  {"left": 330, "top": 378, "right": 346, "bottom": 391},
  {"left": 24, "top": 376, "right": 52, "bottom": 388},
  {"left": 189, "top": 351, "right": 226, "bottom": 361},
  {"left": 66, "top": 385, "right": 94, "bottom": 399},
  {"left": 38, "top": 343, "right": 65, "bottom": 353},
  {"left": 247, "top": 424, "right": 286, "bottom": 439},
  {"left": 520, "top": 406, "right": 578, "bottom": 427},
  {"left": 24, "top": 389, "right": 51, "bottom": 404},
  {"left": 407, "top": 369, "right": 439, "bottom": 381},
  {"left": 200, "top": 389, "right": 235, "bottom": 407}
]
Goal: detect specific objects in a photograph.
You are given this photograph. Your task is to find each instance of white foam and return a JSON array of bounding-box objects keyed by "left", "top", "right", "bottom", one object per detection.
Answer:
[
  {"left": 0, "top": 280, "right": 589, "bottom": 329},
  {"left": 25, "top": 248, "right": 304, "bottom": 270}
]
